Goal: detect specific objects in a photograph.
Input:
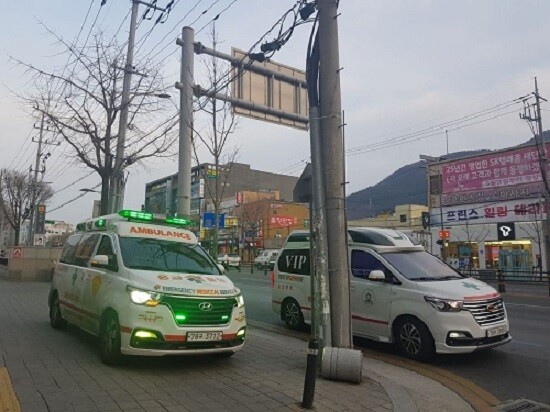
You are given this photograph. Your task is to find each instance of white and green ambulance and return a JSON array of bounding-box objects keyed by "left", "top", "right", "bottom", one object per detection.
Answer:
[{"left": 49, "top": 210, "right": 246, "bottom": 364}]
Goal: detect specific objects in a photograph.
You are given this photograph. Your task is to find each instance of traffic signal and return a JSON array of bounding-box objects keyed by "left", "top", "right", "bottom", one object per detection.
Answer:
[{"left": 421, "top": 212, "right": 430, "bottom": 229}]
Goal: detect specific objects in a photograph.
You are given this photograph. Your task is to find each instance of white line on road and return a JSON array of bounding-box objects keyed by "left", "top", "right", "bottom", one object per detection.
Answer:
[{"left": 506, "top": 302, "right": 550, "bottom": 309}]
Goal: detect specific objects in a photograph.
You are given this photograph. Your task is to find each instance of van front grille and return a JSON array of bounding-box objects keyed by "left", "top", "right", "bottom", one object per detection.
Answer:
[
  {"left": 463, "top": 297, "right": 506, "bottom": 326},
  {"left": 161, "top": 296, "right": 236, "bottom": 326}
]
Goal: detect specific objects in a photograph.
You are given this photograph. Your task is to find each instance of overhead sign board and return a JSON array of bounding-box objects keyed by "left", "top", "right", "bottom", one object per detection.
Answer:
[
  {"left": 203, "top": 212, "right": 225, "bottom": 229},
  {"left": 231, "top": 48, "right": 308, "bottom": 130}
]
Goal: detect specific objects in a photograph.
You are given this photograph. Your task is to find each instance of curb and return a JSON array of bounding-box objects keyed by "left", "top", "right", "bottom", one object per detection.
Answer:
[
  {"left": 0, "top": 367, "right": 20, "bottom": 412},
  {"left": 247, "top": 320, "right": 498, "bottom": 412}
]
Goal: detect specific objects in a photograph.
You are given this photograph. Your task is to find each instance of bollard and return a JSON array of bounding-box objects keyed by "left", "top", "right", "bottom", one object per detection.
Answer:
[
  {"left": 302, "top": 339, "right": 319, "bottom": 409},
  {"left": 321, "top": 346, "right": 362, "bottom": 383},
  {"left": 264, "top": 265, "right": 268, "bottom": 276},
  {"left": 250, "top": 262, "right": 253, "bottom": 274},
  {"left": 497, "top": 270, "right": 506, "bottom": 293}
]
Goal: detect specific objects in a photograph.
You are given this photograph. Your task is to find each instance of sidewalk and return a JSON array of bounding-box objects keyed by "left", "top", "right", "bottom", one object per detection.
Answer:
[{"left": 0, "top": 279, "right": 472, "bottom": 412}]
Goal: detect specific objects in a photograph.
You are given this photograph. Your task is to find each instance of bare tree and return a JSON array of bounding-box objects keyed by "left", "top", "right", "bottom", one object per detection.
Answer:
[
  {"left": 192, "top": 25, "right": 239, "bottom": 258},
  {"left": 12, "top": 27, "right": 178, "bottom": 214},
  {"left": 518, "top": 199, "right": 545, "bottom": 278},
  {"left": 235, "top": 201, "right": 266, "bottom": 263},
  {"left": 0, "top": 169, "right": 54, "bottom": 246},
  {"left": 453, "top": 219, "right": 490, "bottom": 271}
]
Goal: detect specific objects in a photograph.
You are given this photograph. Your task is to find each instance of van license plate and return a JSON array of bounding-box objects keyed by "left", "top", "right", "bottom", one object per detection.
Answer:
[
  {"left": 486, "top": 325, "right": 507, "bottom": 338},
  {"left": 187, "top": 332, "right": 222, "bottom": 342}
]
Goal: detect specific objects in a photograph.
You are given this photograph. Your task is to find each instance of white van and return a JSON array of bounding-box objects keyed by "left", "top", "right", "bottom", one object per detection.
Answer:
[
  {"left": 49, "top": 210, "right": 246, "bottom": 364},
  {"left": 254, "top": 249, "right": 280, "bottom": 269},
  {"left": 272, "top": 228, "right": 511, "bottom": 361}
]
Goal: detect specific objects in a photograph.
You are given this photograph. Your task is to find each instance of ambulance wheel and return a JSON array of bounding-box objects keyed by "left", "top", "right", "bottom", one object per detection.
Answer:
[
  {"left": 394, "top": 317, "right": 435, "bottom": 361},
  {"left": 99, "top": 311, "right": 122, "bottom": 365},
  {"left": 49, "top": 292, "right": 67, "bottom": 329},
  {"left": 282, "top": 298, "right": 304, "bottom": 330}
]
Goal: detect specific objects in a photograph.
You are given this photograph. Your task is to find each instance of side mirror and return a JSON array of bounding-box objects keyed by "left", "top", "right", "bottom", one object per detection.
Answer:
[
  {"left": 368, "top": 270, "right": 386, "bottom": 281},
  {"left": 90, "top": 255, "right": 109, "bottom": 268},
  {"left": 217, "top": 264, "right": 226, "bottom": 273}
]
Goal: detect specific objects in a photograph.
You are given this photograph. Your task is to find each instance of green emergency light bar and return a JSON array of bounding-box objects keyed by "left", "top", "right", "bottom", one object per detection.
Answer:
[
  {"left": 118, "top": 209, "right": 192, "bottom": 227},
  {"left": 118, "top": 210, "right": 153, "bottom": 221}
]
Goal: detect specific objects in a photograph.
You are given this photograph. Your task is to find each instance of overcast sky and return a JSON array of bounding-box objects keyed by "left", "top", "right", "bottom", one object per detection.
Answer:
[{"left": 2, "top": 0, "right": 550, "bottom": 224}]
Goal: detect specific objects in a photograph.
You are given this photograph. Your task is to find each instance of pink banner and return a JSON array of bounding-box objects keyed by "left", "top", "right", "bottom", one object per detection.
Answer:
[{"left": 442, "top": 143, "right": 550, "bottom": 193}]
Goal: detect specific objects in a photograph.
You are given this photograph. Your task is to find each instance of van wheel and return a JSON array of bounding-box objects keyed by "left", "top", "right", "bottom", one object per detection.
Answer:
[
  {"left": 99, "top": 311, "right": 122, "bottom": 365},
  {"left": 49, "top": 292, "right": 67, "bottom": 329},
  {"left": 394, "top": 317, "right": 435, "bottom": 361},
  {"left": 282, "top": 299, "right": 304, "bottom": 330}
]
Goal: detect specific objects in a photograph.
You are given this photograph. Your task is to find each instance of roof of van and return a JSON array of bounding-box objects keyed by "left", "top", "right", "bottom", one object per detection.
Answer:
[{"left": 285, "top": 228, "right": 424, "bottom": 252}]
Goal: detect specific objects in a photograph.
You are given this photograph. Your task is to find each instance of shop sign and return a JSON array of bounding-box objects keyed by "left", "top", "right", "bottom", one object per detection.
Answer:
[
  {"left": 497, "top": 222, "right": 516, "bottom": 241},
  {"left": 270, "top": 215, "right": 296, "bottom": 227},
  {"left": 440, "top": 182, "right": 543, "bottom": 207},
  {"left": 431, "top": 199, "right": 548, "bottom": 225},
  {"left": 441, "top": 143, "right": 550, "bottom": 194}
]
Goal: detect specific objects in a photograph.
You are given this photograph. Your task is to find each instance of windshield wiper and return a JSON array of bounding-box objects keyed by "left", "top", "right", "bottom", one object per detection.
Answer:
[
  {"left": 434, "top": 275, "right": 462, "bottom": 280},
  {"left": 409, "top": 276, "right": 438, "bottom": 281}
]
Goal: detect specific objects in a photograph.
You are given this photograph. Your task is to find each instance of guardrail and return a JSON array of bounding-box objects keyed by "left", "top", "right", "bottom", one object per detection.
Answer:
[{"left": 463, "top": 268, "right": 550, "bottom": 296}]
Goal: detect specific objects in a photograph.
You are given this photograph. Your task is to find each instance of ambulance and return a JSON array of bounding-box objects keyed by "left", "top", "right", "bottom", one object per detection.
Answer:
[
  {"left": 272, "top": 228, "right": 511, "bottom": 361},
  {"left": 49, "top": 210, "right": 246, "bottom": 364}
]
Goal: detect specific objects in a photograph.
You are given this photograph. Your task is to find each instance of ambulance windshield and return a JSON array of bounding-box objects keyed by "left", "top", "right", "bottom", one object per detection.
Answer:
[{"left": 119, "top": 237, "right": 221, "bottom": 275}]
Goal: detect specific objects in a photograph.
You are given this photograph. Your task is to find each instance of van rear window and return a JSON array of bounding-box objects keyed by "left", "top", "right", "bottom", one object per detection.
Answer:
[
  {"left": 277, "top": 249, "right": 310, "bottom": 276},
  {"left": 287, "top": 233, "right": 310, "bottom": 243}
]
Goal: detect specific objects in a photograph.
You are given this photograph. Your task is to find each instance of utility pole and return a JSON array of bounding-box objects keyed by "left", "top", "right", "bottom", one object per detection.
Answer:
[
  {"left": 110, "top": 0, "right": 139, "bottom": 214},
  {"left": 533, "top": 78, "right": 550, "bottom": 278},
  {"left": 28, "top": 115, "right": 45, "bottom": 246},
  {"left": 175, "top": 26, "right": 194, "bottom": 217},
  {"left": 318, "top": 0, "right": 351, "bottom": 349},
  {"left": 111, "top": 0, "right": 167, "bottom": 213},
  {"left": 445, "top": 129, "right": 449, "bottom": 155}
]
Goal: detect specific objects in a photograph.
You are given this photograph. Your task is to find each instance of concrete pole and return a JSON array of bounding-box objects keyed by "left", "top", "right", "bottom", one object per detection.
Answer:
[
  {"left": 534, "top": 78, "right": 550, "bottom": 276},
  {"left": 309, "top": 106, "right": 332, "bottom": 349},
  {"left": 28, "top": 115, "right": 45, "bottom": 246},
  {"left": 318, "top": 0, "right": 352, "bottom": 348},
  {"left": 176, "top": 27, "right": 194, "bottom": 217},
  {"left": 111, "top": 0, "right": 139, "bottom": 213}
]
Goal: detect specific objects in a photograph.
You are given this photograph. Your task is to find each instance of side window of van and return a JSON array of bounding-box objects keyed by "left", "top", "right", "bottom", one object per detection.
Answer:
[
  {"left": 96, "top": 235, "right": 118, "bottom": 271},
  {"left": 351, "top": 250, "right": 389, "bottom": 280},
  {"left": 277, "top": 249, "right": 310, "bottom": 276},
  {"left": 59, "top": 234, "right": 83, "bottom": 265},
  {"left": 73, "top": 234, "right": 100, "bottom": 267}
]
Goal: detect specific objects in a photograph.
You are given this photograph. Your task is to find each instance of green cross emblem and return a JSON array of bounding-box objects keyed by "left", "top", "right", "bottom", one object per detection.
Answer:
[{"left": 462, "top": 282, "right": 480, "bottom": 290}]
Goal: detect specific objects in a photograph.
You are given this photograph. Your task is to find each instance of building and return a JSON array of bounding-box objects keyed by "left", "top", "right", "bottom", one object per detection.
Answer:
[
  {"left": 426, "top": 142, "right": 548, "bottom": 273},
  {"left": 144, "top": 162, "right": 299, "bottom": 216},
  {"left": 44, "top": 221, "right": 74, "bottom": 246},
  {"left": 235, "top": 199, "right": 309, "bottom": 261}
]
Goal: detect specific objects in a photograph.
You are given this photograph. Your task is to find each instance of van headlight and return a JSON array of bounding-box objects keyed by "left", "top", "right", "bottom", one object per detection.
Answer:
[
  {"left": 127, "top": 286, "right": 162, "bottom": 306},
  {"left": 424, "top": 296, "right": 463, "bottom": 312},
  {"left": 235, "top": 294, "right": 245, "bottom": 308}
]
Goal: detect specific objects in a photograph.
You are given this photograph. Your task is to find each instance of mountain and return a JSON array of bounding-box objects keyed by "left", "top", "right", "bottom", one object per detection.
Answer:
[{"left": 344, "top": 150, "right": 492, "bottom": 220}]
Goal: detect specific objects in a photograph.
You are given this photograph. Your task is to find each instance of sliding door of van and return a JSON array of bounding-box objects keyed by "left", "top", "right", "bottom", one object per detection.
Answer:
[{"left": 349, "top": 249, "right": 392, "bottom": 341}]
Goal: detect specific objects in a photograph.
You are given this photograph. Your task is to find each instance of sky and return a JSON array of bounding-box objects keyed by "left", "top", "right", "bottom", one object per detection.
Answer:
[{"left": 1, "top": 0, "right": 550, "bottom": 225}]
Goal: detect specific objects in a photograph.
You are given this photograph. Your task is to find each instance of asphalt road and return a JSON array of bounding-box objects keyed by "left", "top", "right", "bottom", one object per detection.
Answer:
[{"left": 227, "top": 268, "right": 550, "bottom": 405}]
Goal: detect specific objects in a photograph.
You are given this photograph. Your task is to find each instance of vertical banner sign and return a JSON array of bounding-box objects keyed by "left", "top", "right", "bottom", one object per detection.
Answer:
[{"left": 35, "top": 204, "right": 46, "bottom": 234}]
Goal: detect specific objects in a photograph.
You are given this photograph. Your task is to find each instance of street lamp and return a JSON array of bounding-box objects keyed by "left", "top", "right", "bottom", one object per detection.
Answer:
[
  {"left": 134, "top": 92, "right": 172, "bottom": 99},
  {"left": 79, "top": 188, "right": 100, "bottom": 193}
]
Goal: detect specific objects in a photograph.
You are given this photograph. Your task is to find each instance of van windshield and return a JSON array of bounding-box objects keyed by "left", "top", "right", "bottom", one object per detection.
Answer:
[
  {"left": 383, "top": 251, "right": 463, "bottom": 281},
  {"left": 119, "top": 237, "right": 221, "bottom": 275}
]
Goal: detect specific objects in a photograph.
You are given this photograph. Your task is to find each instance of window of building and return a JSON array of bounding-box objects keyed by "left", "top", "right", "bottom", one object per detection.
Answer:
[
  {"left": 429, "top": 174, "right": 442, "bottom": 195},
  {"left": 400, "top": 214, "right": 407, "bottom": 222}
]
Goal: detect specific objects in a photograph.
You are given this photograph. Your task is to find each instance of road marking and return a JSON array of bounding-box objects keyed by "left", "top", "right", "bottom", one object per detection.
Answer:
[
  {"left": 506, "top": 302, "right": 550, "bottom": 309},
  {"left": 510, "top": 340, "right": 545, "bottom": 347},
  {"left": 0, "top": 367, "right": 20, "bottom": 412}
]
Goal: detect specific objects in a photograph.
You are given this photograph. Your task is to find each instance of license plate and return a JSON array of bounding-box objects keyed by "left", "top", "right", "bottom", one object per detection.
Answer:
[
  {"left": 486, "top": 324, "right": 508, "bottom": 338},
  {"left": 187, "top": 331, "right": 223, "bottom": 342}
]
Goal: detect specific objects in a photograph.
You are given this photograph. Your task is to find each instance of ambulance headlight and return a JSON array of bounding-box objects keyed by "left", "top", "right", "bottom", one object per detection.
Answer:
[
  {"left": 424, "top": 296, "right": 463, "bottom": 312},
  {"left": 127, "top": 286, "right": 162, "bottom": 306},
  {"left": 235, "top": 294, "right": 244, "bottom": 308}
]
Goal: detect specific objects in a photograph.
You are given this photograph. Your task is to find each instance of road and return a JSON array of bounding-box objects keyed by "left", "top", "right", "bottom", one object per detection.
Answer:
[{"left": 227, "top": 268, "right": 550, "bottom": 405}]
